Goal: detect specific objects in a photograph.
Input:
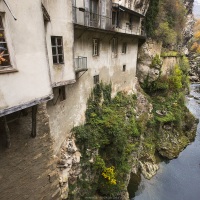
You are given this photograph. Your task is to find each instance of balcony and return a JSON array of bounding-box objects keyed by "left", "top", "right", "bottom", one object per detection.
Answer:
[
  {"left": 112, "top": 24, "right": 145, "bottom": 36},
  {"left": 74, "top": 56, "right": 87, "bottom": 73},
  {"left": 73, "top": 6, "right": 146, "bottom": 38},
  {"left": 112, "top": 3, "right": 145, "bottom": 18},
  {"left": 73, "top": 6, "right": 112, "bottom": 30}
]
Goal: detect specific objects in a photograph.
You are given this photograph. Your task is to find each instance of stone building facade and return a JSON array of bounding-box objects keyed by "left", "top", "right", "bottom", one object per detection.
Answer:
[{"left": 0, "top": 0, "right": 148, "bottom": 199}]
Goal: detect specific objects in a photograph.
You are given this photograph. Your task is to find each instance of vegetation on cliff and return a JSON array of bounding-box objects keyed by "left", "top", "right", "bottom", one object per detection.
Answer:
[
  {"left": 69, "top": 59, "right": 196, "bottom": 197},
  {"left": 70, "top": 84, "right": 141, "bottom": 198},
  {"left": 146, "top": 0, "right": 186, "bottom": 47},
  {"left": 190, "top": 19, "right": 200, "bottom": 54},
  {"left": 141, "top": 55, "right": 196, "bottom": 158},
  {"left": 67, "top": 1, "right": 197, "bottom": 199}
]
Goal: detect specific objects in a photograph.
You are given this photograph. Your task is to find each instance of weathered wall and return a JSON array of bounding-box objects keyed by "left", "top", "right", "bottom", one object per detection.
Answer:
[
  {"left": 47, "top": 31, "right": 139, "bottom": 154},
  {"left": 43, "top": 0, "right": 76, "bottom": 87},
  {"left": 0, "top": 0, "right": 52, "bottom": 116},
  {"left": 0, "top": 104, "right": 59, "bottom": 200}
]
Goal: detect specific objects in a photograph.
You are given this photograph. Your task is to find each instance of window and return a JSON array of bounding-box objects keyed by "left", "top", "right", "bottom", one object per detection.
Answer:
[
  {"left": 122, "top": 43, "right": 127, "bottom": 54},
  {"left": 112, "top": 11, "right": 119, "bottom": 27},
  {"left": 59, "top": 86, "right": 66, "bottom": 101},
  {"left": 93, "top": 75, "right": 99, "bottom": 84},
  {"left": 52, "top": 86, "right": 66, "bottom": 105},
  {"left": 0, "top": 16, "right": 11, "bottom": 70},
  {"left": 129, "top": 15, "right": 133, "bottom": 30},
  {"left": 112, "top": 38, "right": 118, "bottom": 55},
  {"left": 90, "top": 0, "right": 99, "bottom": 26},
  {"left": 51, "top": 36, "right": 64, "bottom": 64},
  {"left": 93, "top": 39, "right": 99, "bottom": 56},
  {"left": 123, "top": 65, "right": 126, "bottom": 72}
]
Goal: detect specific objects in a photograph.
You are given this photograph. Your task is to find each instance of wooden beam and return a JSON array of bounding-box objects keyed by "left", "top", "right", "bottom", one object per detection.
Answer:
[
  {"left": 31, "top": 105, "right": 37, "bottom": 138},
  {"left": 4, "top": 116, "right": 11, "bottom": 148}
]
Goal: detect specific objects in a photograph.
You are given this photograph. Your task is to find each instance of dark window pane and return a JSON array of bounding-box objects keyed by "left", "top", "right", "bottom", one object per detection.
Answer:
[
  {"left": 0, "top": 30, "right": 5, "bottom": 39},
  {"left": 58, "top": 47, "right": 63, "bottom": 54},
  {"left": 57, "top": 38, "right": 62, "bottom": 45},
  {"left": 51, "top": 37, "right": 56, "bottom": 46},
  {"left": 0, "top": 16, "right": 3, "bottom": 29},
  {"left": 53, "top": 56, "right": 57, "bottom": 64},
  {"left": 94, "top": 75, "right": 99, "bottom": 84},
  {"left": 59, "top": 55, "right": 64, "bottom": 63},
  {"left": 52, "top": 47, "right": 57, "bottom": 55},
  {"left": 51, "top": 36, "right": 64, "bottom": 64},
  {"left": 112, "top": 12, "right": 116, "bottom": 25}
]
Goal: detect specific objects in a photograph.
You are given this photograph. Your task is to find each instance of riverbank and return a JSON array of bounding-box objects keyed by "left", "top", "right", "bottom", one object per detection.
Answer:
[{"left": 130, "top": 84, "right": 200, "bottom": 200}]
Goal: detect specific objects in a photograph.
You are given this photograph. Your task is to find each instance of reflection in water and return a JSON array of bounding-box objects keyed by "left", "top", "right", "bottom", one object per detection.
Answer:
[
  {"left": 127, "top": 172, "right": 142, "bottom": 198},
  {"left": 129, "top": 84, "right": 200, "bottom": 200}
]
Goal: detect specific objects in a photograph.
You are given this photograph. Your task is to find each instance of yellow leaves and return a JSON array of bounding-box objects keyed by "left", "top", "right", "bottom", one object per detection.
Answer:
[
  {"left": 191, "top": 42, "right": 200, "bottom": 53},
  {"left": 101, "top": 166, "right": 117, "bottom": 185},
  {"left": 194, "top": 31, "right": 200, "bottom": 40}
]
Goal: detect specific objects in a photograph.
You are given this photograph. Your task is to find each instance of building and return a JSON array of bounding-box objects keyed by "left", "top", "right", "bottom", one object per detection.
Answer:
[{"left": 0, "top": 0, "right": 147, "bottom": 199}]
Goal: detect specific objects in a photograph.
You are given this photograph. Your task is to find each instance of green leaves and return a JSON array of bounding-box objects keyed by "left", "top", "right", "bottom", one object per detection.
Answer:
[{"left": 73, "top": 84, "right": 140, "bottom": 196}]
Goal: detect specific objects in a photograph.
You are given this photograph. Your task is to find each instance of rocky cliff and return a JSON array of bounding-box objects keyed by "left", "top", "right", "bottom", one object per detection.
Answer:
[{"left": 57, "top": 0, "right": 198, "bottom": 199}]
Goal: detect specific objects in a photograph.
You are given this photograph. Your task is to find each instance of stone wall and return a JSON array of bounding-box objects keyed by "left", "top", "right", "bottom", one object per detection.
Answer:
[
  {"left": 0, "top": 104, "right": 59, "bottom": 200},
  {"left": 137, "top": 39, "right": 162, "bottom": 83},
  {"left": 161, "top": 57, "right": 179, "bottom": 76}
]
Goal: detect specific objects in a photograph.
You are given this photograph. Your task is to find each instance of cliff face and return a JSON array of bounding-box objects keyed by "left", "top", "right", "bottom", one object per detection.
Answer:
[
  {"left": 182, "top": 0, "right": 195, "bottom": 53},
  {"left": 58, "top": 0, "right": 198, "bottom": 199}
]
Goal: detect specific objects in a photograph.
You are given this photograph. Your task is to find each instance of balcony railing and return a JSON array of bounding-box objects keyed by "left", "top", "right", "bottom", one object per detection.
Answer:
[
  {"left": 73, "top": 6, "right": 112, "bottom": 30},
  {"left": 74, "top": 56, "right": 87, "bottom": 73},
  {"left": 73, "top": 6, "right": 146, "bottom": 37},
  {"left": 112, "top": 24, "right": 145, "bottom": 36}
]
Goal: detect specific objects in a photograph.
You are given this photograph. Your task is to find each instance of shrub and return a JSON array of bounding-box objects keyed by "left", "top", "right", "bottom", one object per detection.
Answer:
[
  {"left": 150, "top": 54, "right": 162, "bottom": 68},
  {"left": 73, "top": 84, "right": 140, "bottom": 197},
  {"left": 169, "top": 64, "right": 183, "bottom": 91},
  {"left": 154, "top": 22, "right": 177, "bottom": 46}
]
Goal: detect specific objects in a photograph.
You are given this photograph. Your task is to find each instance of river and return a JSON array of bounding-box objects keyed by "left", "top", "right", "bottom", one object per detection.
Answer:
[{"left": 130, "top": 84, "right": 200, "bottom": 200}]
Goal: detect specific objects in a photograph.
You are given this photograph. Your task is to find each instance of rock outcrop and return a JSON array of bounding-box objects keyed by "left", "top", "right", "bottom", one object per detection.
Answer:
[
  {"left": 189, "top": 52, "right": 200, "bottom": 82},
  {"left": 137, "top": 39, "right": 162, "bottom": 84}
]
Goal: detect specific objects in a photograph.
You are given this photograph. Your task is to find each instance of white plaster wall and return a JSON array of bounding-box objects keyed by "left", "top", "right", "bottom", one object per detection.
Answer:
[
  {"left": 42, "top": 0, "right": 76, "bottom": 87},
  {"left": 48, "top": 30, "right": 139, "bottom": 154},
  {"left": 0, "top": 0, "right": 52, "bottom": 114}
]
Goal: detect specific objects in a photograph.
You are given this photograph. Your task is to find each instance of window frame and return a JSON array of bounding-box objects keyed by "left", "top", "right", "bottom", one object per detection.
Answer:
[
  {"left": 112, "top": 37, "right": 118, "bottom": 56},
  {"left": 93, "top": 38, "right": 99, "bottom": 56},
  {"left": 122, "top": 43, "right": 127, "bottom": 54},
  {"left": 93, "top": 75, "right": 99, "bottom": 84},
  {"left": 51, "top": 36, "right": 64, "bottom": 65},
  {"left": 0, "top": 14, "right": 16, "bottom": 74}
]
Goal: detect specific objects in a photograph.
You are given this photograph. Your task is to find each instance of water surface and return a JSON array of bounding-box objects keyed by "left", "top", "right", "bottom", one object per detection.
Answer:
[{"left": 131, "top": 84, "right": 200, "bottom": 200}]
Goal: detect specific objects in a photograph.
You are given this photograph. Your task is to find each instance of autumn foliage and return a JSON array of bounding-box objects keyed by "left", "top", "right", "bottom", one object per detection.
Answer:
[
  {"left": 190, "top": 19, "right": 200, "bottom": 54},
  {"left": 146, "top": 0, "right": 186, "bottom": 47}
]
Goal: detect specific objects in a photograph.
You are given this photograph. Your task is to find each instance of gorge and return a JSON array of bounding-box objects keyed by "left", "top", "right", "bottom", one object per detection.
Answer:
[{"left": 0, "top": 0, "right": 199, "bottom": 199}]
